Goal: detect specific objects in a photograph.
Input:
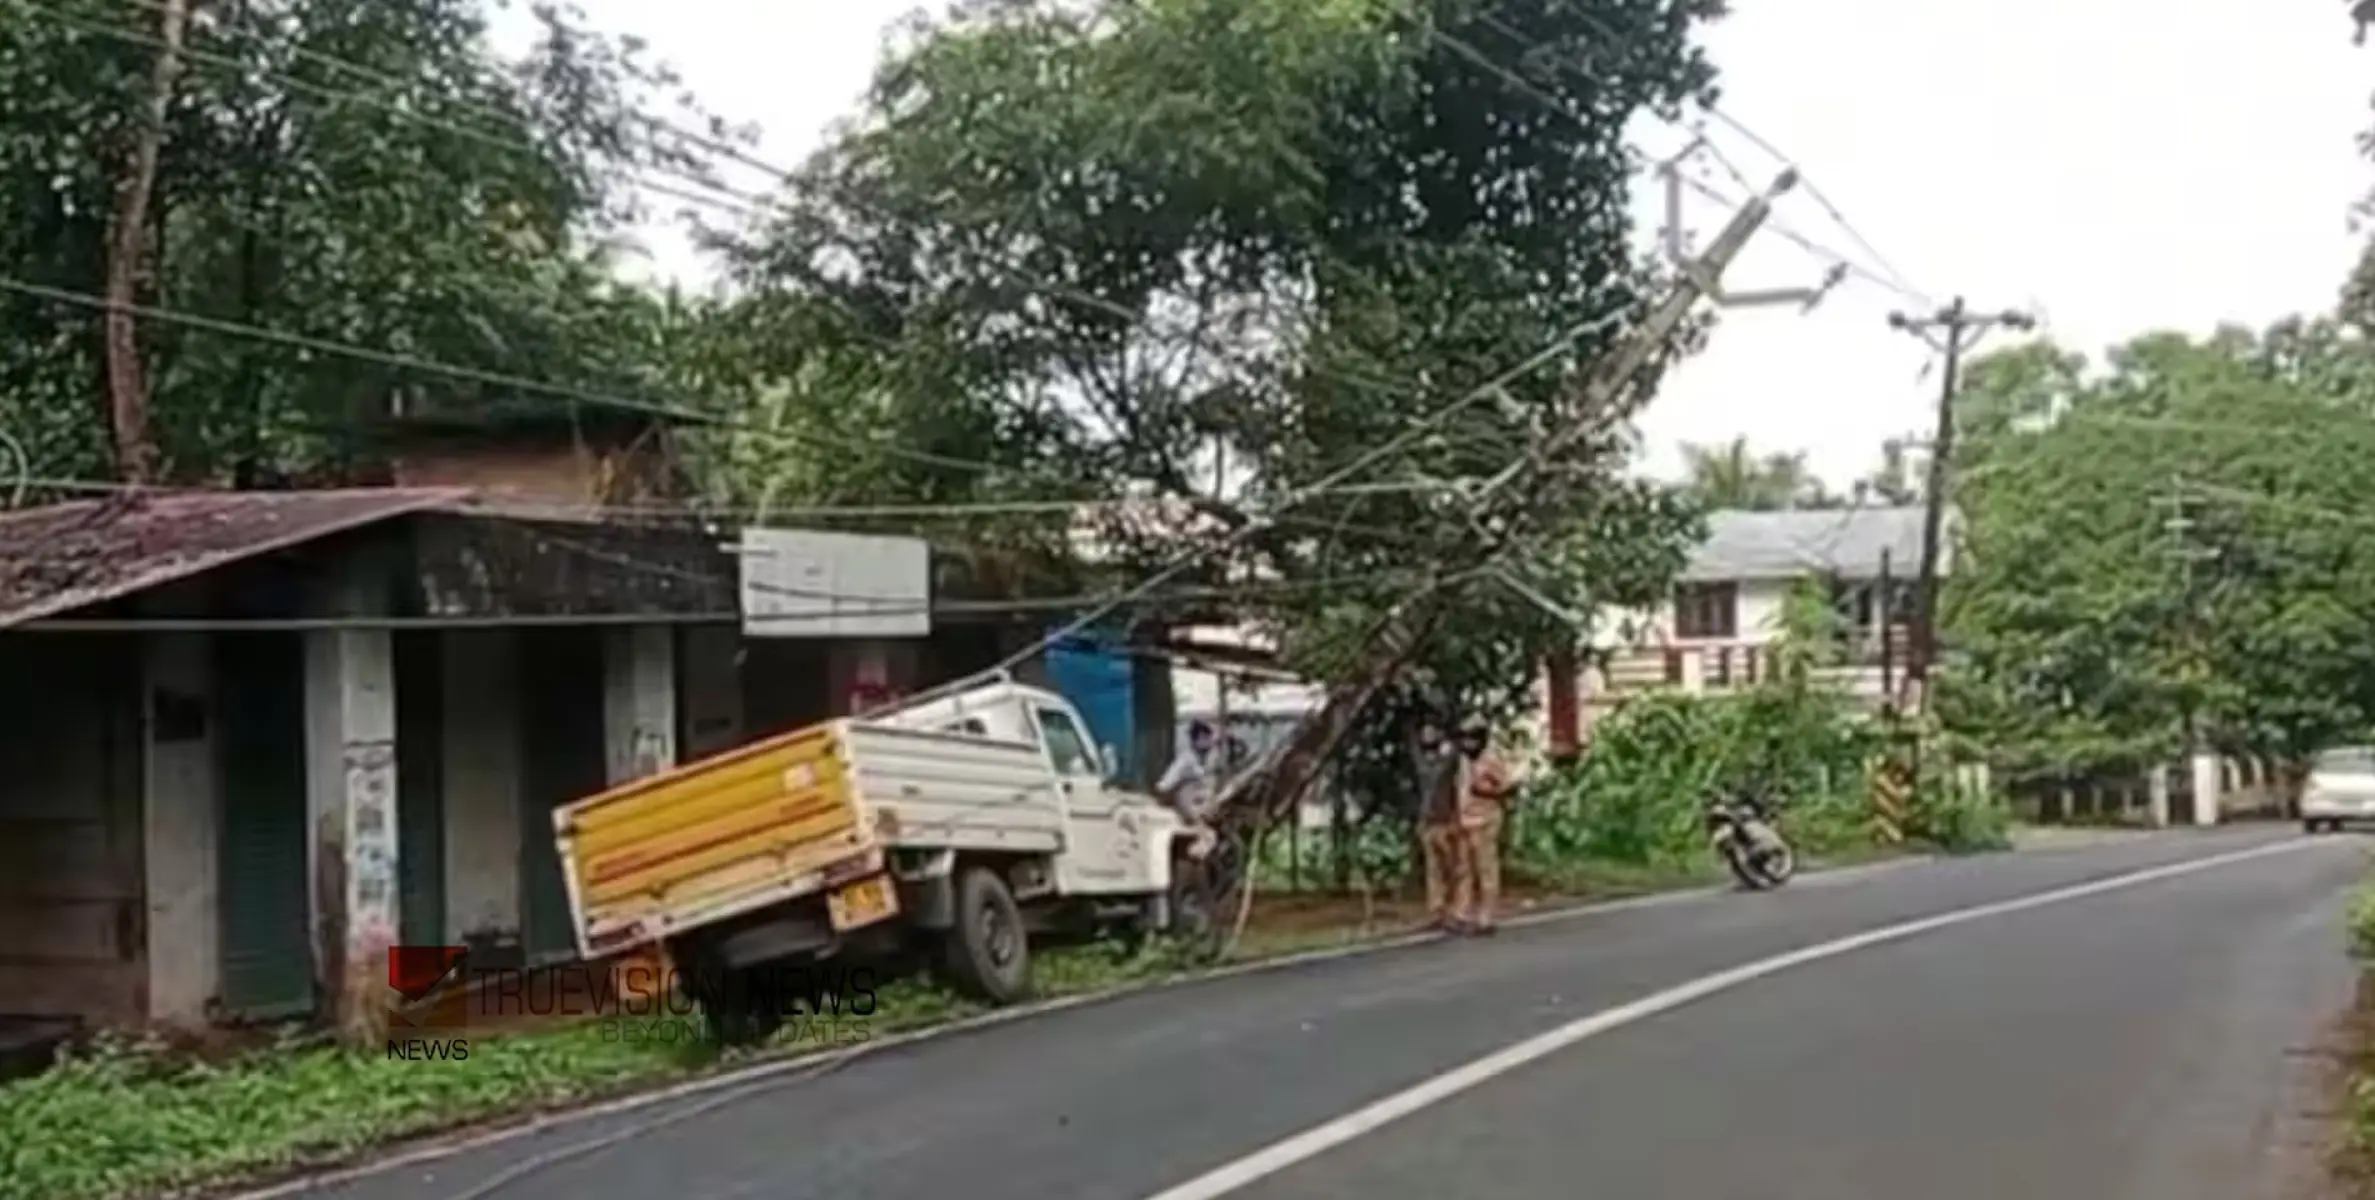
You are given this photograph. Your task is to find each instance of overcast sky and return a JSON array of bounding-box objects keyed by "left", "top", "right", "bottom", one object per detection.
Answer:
[{"left": 500, "top": 0, "right": 2375, "bottom": 487}]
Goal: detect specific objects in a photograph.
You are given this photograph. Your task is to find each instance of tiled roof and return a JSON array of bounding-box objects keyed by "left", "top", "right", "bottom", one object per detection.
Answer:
[
  {"left": 0, "top": 487, "right": 469, "bottom": 629},
  {"left": 1680, "top": 505, "right": 1951, "bottom": 582}
]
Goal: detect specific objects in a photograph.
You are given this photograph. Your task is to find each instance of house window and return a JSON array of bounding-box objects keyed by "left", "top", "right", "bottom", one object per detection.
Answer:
[{"left": 1672, "top": 582, "right": 1738, "bottom": 640}]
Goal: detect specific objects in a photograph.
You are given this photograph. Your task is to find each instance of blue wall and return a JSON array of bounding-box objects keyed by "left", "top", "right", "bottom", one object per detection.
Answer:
[{"left": 1043, "top": 631, "right": 1139, "bottom": 780}]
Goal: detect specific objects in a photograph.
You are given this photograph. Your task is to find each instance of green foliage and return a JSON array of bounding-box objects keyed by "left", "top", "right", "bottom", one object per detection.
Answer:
[
  {"left": 1679, "top": 436, "right": 1839, "bottom": 511},
  {"left": 1511, "top": 684, "right": 1885, "bottom": 869},
  {"left": 1942, "top": 322, "right": 2375, "bottom": 780},
  {"left": 0, "top": 0, "right": 737, "bottom": 486},
  {"left": 0, "top": 1023, "right": 677, "bottom": 1200},
  {"left": 1902, "top": 762, "right": 2013, "bottom": 854},
  {"left": 710, "top": 0, "right": 1727, "bottom": 715},
  {"left": 2350, "top": 877, "right": 2375, "bottom": 962}
]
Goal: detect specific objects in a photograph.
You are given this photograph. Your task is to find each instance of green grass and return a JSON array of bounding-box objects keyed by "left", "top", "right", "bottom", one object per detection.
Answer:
[
  {"left": 0, "top": 847, "right": 1920, "bottom": 1200},
  {"left": 2330, "top": 874, "right": 2375, "bottom": 1194},
  {"left": 0, "top": 872, "right": 1675, "bottom": 1200}
]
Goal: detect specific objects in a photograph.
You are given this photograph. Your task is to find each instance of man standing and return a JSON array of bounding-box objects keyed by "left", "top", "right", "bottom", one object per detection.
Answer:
[
  {"left": 1157, "top": 719, "right": 1220, "bottom": 820},
  {"left": 1412, "top": 719, "right": 1465, "bottom": 932},
  {"left": 1453, "top": 719, "right": 1517, "bottom": 935}
]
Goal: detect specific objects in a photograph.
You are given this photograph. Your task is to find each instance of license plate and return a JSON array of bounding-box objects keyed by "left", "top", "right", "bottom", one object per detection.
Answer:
[{"left": 826, "top": 874, "right": 901, "bottom": 933}]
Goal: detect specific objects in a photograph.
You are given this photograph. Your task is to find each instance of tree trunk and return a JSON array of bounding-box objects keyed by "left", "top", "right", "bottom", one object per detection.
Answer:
[{"left": 102, "top": 0, "right": 192, "bottom": 484}]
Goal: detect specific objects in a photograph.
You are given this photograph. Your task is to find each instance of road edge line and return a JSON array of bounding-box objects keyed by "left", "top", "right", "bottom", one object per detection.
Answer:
[
  {"left": 1138, "top": 835, "right": 2326, "bottom": 1200},
  {"left": 221, "top": 862, "right": 1923, "bottom": 1199}
]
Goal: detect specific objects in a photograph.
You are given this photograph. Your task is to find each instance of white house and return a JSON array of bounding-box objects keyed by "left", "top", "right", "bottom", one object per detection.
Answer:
[{"left": 1565, "top": 505, "right": 1952, "bottom": 734}]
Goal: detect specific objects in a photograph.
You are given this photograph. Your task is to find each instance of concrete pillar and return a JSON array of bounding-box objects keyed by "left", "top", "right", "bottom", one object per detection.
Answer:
[
  {"left": 603, "top": 625, "right": 677, "bottom": 785},
  {"left": 2190, "top": 752, "right": 2222, "bottom": 827},
  {"left": 441, "top": 630, "right": 521, "bottom": 944},
  {"left": 2147, "top": 767, "right": 2171, "bottom": 828},
  {"left": 677, "top": 625, "right": 745, "bottom": 760},
  {"left": 142, "top": 633, "right": 219, "bottom": 1026},
  {"left": 304, "top": 626, "right": 397, "bottom": 1043},
  {"left": 1678, "top": 648, "right": 1706, "bottom": 694}
]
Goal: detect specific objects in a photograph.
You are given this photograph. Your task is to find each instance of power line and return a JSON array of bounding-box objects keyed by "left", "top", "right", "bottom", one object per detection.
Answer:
[
  {"left": 16, "top": 0, "right": 1505, "bottom": 506},
  {"left": 529, "top": 525, "right": 1426, "bottom": 615},
  {"left": 5, "top": 468, "right": 1480, "bottom": 521},
  {"left": 1665, "top": 170, "right": 1915, "bottom": 302},
  {"left": 967, "top": 300, "right": 1648, "bottom": 685},
  {"left": 1451, "top": 14, "right": 1933, "bottom": 307},
  {"left": 122, "top": 0, "right": 801, "bottom": 189},
  {"left": 18, "top": 0, "right": 775, "bottom": 221},
  {"left": 1697, "top": 105, "right": 1931, "bottom": 307},
  {"left": 21, "top": 1, "right": 1681, "bottom": 528},
  {"left": 0, "top": 273, "right": 1022, "bottom": 477}
]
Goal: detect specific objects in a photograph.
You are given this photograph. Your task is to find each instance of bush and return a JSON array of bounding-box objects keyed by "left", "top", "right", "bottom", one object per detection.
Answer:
[
  {"left": 1903, "top": 768, "right": 2014, "bottom": 854},
  {"left": 1510, "top": 683, "right": 1888, "bottom": 871},
  {"left": 2348, "top": 879, "right": 2375, "bottom": 962}
]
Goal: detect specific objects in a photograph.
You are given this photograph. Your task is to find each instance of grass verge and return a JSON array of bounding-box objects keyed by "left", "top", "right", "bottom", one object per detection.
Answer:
[
  {"left": 2334, "top": 877, "right": 2375, "bottom": 1196},
  {"left": 0, "top": 861, "right": 1757, "bottom": 1200}
]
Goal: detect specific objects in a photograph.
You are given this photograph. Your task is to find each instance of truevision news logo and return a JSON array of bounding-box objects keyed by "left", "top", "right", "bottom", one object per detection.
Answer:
[{"left": 383, "top": 945, "right": 879, "bottom": 1061}]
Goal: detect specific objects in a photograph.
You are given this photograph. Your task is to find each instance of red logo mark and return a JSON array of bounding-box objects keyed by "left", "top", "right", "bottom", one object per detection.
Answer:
[{"left": 388, "top": 945, "right": 469, "bottom": 1003}]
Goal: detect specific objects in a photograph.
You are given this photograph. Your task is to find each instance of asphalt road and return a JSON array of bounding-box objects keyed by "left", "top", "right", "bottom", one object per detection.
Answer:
[{"left": 284, "top": 826, "right": 2370, "bottom": 1200}]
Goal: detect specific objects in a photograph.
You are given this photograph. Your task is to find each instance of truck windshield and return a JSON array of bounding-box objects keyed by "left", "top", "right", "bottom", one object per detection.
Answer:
[{"left": 1036, "top": 707, "right": 1097, "bottom": 776}]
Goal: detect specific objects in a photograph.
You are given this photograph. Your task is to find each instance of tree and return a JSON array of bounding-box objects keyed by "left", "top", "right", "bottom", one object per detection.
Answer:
[
  {"left": 710, "top": 0, "right": 1730, "bottom": 731},
  {"left": 1940, "top": 322, "right": 2375, "bottom": 780},
  {"left": 1678, "top": 436, "right": 1836, "bottom": 510},
  {"left": 0, "top": 0, "right": 739, "bottom": 488}
]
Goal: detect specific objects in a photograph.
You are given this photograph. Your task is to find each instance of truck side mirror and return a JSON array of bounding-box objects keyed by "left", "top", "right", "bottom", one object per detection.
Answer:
[{"left": 1100, "top": 743, "right": 1121, "bottom": 780}]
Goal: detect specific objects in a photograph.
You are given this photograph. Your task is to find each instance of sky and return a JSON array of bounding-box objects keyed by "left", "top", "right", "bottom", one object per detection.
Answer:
[{"left": 495, "top": 0, "right": 2375, "bottom": 489}]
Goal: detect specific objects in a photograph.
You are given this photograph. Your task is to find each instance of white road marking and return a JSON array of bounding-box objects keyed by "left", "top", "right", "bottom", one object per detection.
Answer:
[
  {"left": 1141, "top": 835, "right": 2332, "bottom": 1200},
  {"left": 225, "top": 861, "right": 1916, "bottom": 1199}
]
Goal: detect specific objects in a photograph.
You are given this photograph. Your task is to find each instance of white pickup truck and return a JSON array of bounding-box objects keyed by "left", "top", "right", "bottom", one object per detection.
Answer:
[{"left": 552, "top": 673, "right": 1202, "bottom": 1041}]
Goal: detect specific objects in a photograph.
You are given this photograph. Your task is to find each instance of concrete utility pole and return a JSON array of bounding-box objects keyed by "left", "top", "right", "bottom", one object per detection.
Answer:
[
  {"left": 1885, "top": 297, "right": 2034, "bottom": 714},
  {"left": 2154, "top": 477, "right": 2222, "bottom": 827},
  {"left": 1224, "top": 166, "right": 1805, "bottom": 840}
]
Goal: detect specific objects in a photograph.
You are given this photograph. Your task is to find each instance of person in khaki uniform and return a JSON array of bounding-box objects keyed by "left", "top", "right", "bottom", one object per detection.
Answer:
[
  {"left": 1412, "top": 720, "right": 1465, "bottom": 932},
  {"left": 1452, "top": 720, "right": 1517, "bottom": 935}
]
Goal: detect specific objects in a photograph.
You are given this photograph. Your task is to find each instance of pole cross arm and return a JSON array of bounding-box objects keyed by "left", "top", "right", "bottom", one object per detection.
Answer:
[{"left": 1660, "top": 154, "right": 1835, "bottom": 311}]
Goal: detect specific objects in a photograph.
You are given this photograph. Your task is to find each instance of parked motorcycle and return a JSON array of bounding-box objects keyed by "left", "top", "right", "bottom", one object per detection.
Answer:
[{"left": 1706, "top": 790, "right": 1796, "bottom": 890}]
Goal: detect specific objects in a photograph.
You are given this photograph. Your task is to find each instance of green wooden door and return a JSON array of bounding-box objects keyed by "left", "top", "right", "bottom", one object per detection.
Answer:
[
  {"left": 394, "top": 632, "right": 445, "bottom": 949},
  {"left": 214, "top": 633, "right": 315, "bottom": 1020},
  {"left": 517, "top": 629, "right": 607, "bottom": 962}
]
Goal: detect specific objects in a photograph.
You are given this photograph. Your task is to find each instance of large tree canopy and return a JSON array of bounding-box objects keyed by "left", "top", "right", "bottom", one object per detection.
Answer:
[
  {"left": 1941, "top": 321, "right": 2375, "bottom": 778},
  {"left": 0, "top": 0, "right": 737, "bottom": 484},
  {"left": 707, "top": 0, "right": 1729, "bottom": 718}
]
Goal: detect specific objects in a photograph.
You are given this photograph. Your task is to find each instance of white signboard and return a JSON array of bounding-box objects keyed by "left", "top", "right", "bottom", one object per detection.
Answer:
[{"left": 737, "top": 528, "right": 932, "bottom": 638}]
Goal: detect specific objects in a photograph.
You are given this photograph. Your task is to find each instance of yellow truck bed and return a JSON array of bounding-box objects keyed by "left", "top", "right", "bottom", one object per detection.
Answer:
[{"left": 554, "top": 721, "right": 881, "bottom": 959}]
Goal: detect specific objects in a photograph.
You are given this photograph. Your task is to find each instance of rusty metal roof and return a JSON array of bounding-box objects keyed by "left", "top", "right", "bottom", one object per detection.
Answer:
[{"left": 0, "top": 487, "right": 471, "bottom": 630}]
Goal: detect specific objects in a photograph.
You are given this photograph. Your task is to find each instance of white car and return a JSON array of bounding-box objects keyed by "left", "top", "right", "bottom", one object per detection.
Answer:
[{"left": 2301, "top": 746, "right": 2375, "bottom": 833}]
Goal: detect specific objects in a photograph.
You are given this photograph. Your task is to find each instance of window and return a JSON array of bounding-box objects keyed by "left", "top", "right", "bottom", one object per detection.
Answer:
[
  {"left": 1672, "top": 582, "right": 1738, "bottom": 640},
  {"left": 1035, "top": 707, "right": 1098, "bottom": 777},
  {"left": 940, "top": 717, "right": 989, "bottom": 738}
]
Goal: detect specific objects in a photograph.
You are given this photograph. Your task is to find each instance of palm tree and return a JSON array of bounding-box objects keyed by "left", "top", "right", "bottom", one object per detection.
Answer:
[{"left": 1680, "top": 437, "right": 1835, "bottom": 510}]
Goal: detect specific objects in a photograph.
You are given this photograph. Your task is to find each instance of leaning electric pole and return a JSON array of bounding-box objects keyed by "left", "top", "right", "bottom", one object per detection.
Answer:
[{"left": 1885, "top": 297, "right": 2035, "bottom": 716}]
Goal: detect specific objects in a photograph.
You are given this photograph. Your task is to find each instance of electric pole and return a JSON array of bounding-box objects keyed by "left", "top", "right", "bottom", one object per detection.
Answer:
[
  {"left": 1885, "top": 297, "right": 2035, "bottom": 715},
  {"left": 2154, "top": 476, "right": 2217, "bottom": 826}
]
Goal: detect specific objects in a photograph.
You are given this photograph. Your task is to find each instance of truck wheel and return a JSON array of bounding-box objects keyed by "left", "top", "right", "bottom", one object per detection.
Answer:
[{"left": 942, "top": 865, "right": 1033, "bottom": 1005}]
